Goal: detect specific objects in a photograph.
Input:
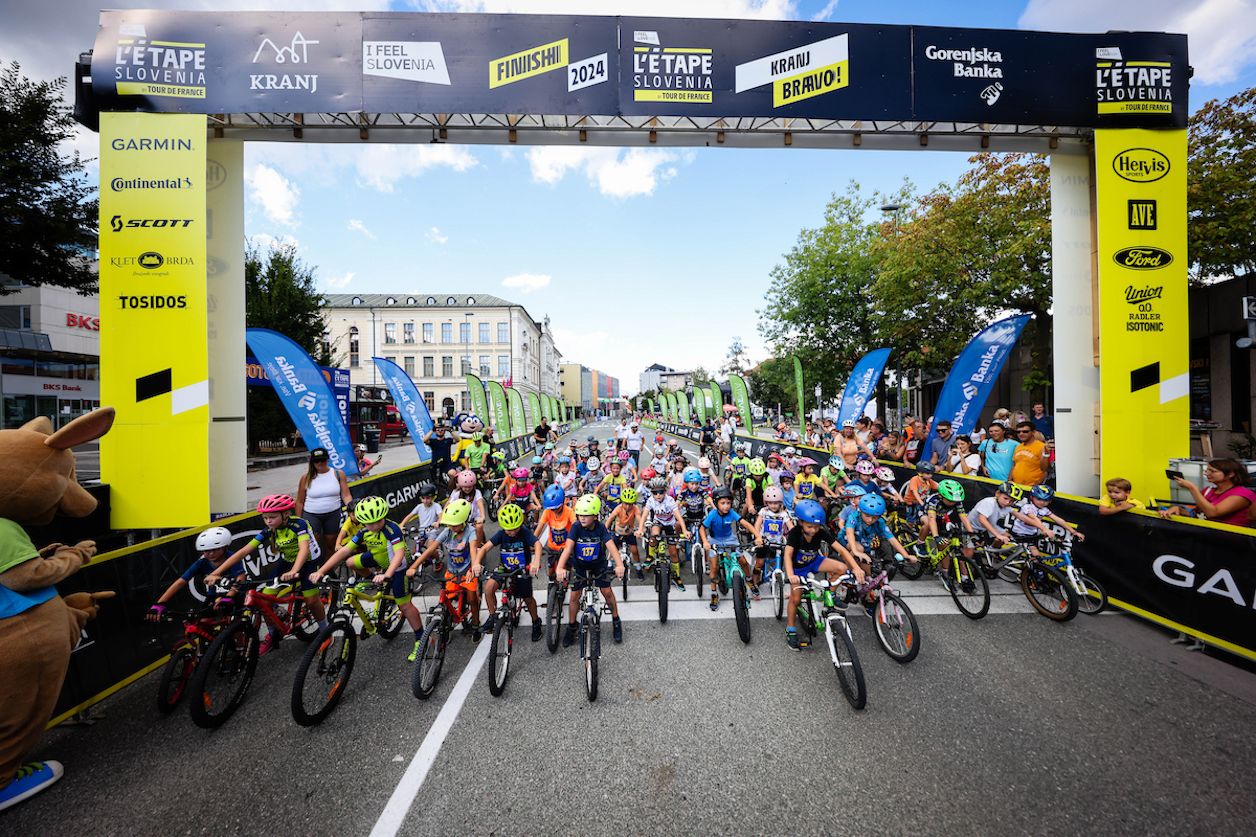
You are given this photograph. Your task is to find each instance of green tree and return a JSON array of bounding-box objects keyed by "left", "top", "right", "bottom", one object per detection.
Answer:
[
  {"left": 746, "top": 357, "right": 796, "bottom": 416},
  {"left": 691, "top": 365, "right": 712, "bottom": 385},
  {"left": 1188, "top": 86, "right": 1256, "bottom": 281},
  {"left": 0, "top": 63, "right": 98, "bottom": 295},
  {"left": 244, "top": 242, "right": 331, "bottom": 450},
  {"left": 720, "top": 337, "right": 751, "bottom": 376}
]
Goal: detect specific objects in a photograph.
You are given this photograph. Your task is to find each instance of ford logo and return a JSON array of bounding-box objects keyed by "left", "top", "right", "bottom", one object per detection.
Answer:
[
  {"left": 1113, "top": 247, "right": 1173, "bottom": 270},
  {"left": 1112, "top": 148, "right": 1170, "bottom": 183},
  {"left": 138, "top": 251, "right": 164, "bottom": 269}
]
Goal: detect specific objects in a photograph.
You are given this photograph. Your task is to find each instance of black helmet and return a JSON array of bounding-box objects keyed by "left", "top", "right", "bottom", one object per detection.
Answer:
[
  {"left": 418, "top": 482, "right": 436, "bottom": 496},
  {"left": 712, "top": 487, "right": 734, "bottom": 502}
]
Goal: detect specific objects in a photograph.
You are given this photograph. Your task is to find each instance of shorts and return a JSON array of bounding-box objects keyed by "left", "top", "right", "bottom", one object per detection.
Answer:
[
  {"left": 270, "top": 560, "right": 319, "bottom": 597},
  {"left": 507, "top": 497, "right": 532, "bottom": 513},
  {"left": 304, "top": 509, "right": 343, "bottom": 536},
  {"left": 650, "top": 521, "right": 680, "bottom": 539},
  {"left": 791, "top": 555, "right": 826, "bottom": 578},
  {"left": 614, "top": 531, "right": 637, "bottom": 547},
  {"left": 706, "top": 536, "right": 740, "bottom": 554},
  {"left": 444, "top": 567, "right": 477, "bottom": 596},
  {"left": 491, "top": 566, "right": 534, "bottom": 600},
  {"left": 570, "top": 558, "right": 612, "bottom": 591}
]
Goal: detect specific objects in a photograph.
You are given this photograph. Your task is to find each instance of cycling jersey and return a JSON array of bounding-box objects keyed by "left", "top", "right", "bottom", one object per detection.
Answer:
[
  {"left": 599, "top": 475, "right": 627, "bottom": 502},
  {"left": 794, "top": 474, "right": 821, "bottom": 499},
  {"left": 844, "top": 515, "right": 893, "bottom": 552},
  {"left": 758, "top": 508, "right": 790, "bottom": 544},
  {"left": 349, "top": 520, "right": 406, "bottom": 570},
  {"left": 819, "top": 466, "right": 844, "bottom": 492},
  {"left": 786, "top": 524, "right": 835, "bottom": 574},
  {"left": 569, "top": 520, "right": 613, "bottom": 565},
  {"left": 645, "top": 494, "right": 680, "bottom": 526},
  {"left": 489, "top": 526, "right": 539, "bottom": 570},
  {"left": 555, "top": 470, "right": 578, "bottom": 498},
  {"left": 250, "top": 517, "right": 315, "bottom": 564},
  {"left": 180, "top": 556, "right": 243, "bottom": 582},
  {"left": 432, "top": 525, "right": 476, "bottom": 574},
  {"left": 538, "top": 506, "right": 575, "bottom": 551},
  {"left": 925, "top": 495, "right": 967, "bottom": 530},
  {"left": 971, "top": 496, "right": 1014, "bottom": 536},
  {"left": 676, "top": 488, "right": 709, "bottom": 520},
  {"left": 701, "top": 508, "right": 742, "bottom": 545},
  {"left": 406, "top": 502, "right": 443, "bottom": 533},
  {"left": 729, "top": 456, "right": 750, "bottom": 477},
  {"left": 1011, "top": 500, "right": 1053, "bottom": 537},
  {"left": 508, "top": 480, "right": 535, "bottom": 500},
  {"left": 698, "top": 473, "right": 714, "bottom": 491}
]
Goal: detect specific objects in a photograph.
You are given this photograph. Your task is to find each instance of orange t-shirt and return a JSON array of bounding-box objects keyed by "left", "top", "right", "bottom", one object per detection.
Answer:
[{"left": 538, "top": 506, "right": 576, "bottom": 551}]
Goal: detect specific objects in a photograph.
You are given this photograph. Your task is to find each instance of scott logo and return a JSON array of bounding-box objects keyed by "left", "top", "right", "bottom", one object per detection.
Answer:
[
  {"left": 1114, "top": 247, "right": 1173, "bottom": 270},
  {"left": 138, "top": 252, "right": 164, "bottom": 269},
  {"left": 1113, "top": 148, "right": 1170, "bottom": 183},
  {"left": 110, "top": 215, "right": 194, "bottom": 233}
]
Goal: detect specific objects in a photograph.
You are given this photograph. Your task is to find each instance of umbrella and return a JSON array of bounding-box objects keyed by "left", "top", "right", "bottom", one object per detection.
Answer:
[{"left": 723, "top": 404, "right": 737, "bottom": 412}]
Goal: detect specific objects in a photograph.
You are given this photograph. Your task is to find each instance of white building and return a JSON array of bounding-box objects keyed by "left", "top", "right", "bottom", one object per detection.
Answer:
[
  {"left": 639, "top": 362, "right": 673, "bottom": 394},
  {"left": 323, "top": 293, "right": 563, "bottom": 420}
]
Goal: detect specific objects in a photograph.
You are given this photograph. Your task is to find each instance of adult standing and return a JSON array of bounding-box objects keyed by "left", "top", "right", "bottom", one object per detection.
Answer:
[
  {"left": 423, "top": 421, "right": 459, "bottom": 492},
  {"left": 947, "top": 435, "right": 982, "bottom": 476},
  {"left": 720, "top": 414, "right": 735, "bottom": 452},
  {"left": 979, "top": 422, "right": 1016, "bottom": 481},
  {"left": 928, "top": 420, "right": 956, "bottom": 468},
  {"left": 624, "top": 420, "right": 646, "bottom": 468},
  {"left": 878, "top": 430, "right": 906, "bottom": 462},
  {"left": 833, "top": 419, "right": 874, "bottom": 468},
  {"left": 354, "top": 444, "right": 379, "bottom": 478},
  {"left": 295, "top": 446, "right": 353, "bottom": 562},
  {"left": 1030, "top": 402, "right": 1055, "bottom": 441},
  {"left": 1161, "top": 459, "right": 1256, "bottom": 526},
  {"left": 1009, "top": 421, "right": 1052, "bottom": 486},
  {"left": 533, "top": 416, "right": 552, "bottom": 456},
  {"left": 903, "top": 419, "right": 926, "bottom": 465},
  {"left": 615, "top": 417, "right": 630, "bottom": 449}
]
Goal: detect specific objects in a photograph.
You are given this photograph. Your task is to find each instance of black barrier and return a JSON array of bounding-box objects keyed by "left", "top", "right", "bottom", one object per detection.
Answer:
[{"left": 490, "top": 421, "right": 580, "bottom": 464}]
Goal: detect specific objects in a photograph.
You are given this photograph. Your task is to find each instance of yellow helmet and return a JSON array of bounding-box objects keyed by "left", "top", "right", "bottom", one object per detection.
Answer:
[
  {"left": 497, "top": 503, "right": 524, "bottom": 530},
  {"left": 440, "top": 499, "right": 472, "bottom": 526},
  {"left": 574, "top": 494, "right": 602, "bottom": 516}
]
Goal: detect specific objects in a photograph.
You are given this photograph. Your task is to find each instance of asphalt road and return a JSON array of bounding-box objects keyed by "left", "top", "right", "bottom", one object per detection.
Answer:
[{"left": 12, "top": 420, "right": 1256, "bottom": 837}]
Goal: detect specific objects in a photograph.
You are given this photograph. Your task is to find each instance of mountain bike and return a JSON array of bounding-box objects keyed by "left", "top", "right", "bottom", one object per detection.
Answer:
[
  {"left": 543, "top": 548, "right": 570, "bottom": 653},
  {"left": 759, "top": 543, "right": 788, "bottom": 621},
  {"left": 641, "top": 534, "right": 680, "bottom": 623},
  {"left": 1039, "top": 532, "right": 1106, "bottom": 614},
  {"left": 710, "top": 544, "right": 753, "bottom": 644},
  {"left": 835, "top": 565, "right": 920, "bottom": 663},
  {"left": 154, "top": 604, "right": 231, "bottom": 714},
  {"left": 793, "top": 573, "right": 866, "bottom": 710},
  {"left": 974, "top": 536, "right": 1079, "bottom": 621},
  {"left": 576, "top": 575, "right": 613, "bottom": 702},
  {"left": 900, "top": 530, "right": 990, "bottom": 619},
  {"left": 486, "top": 566, "right": 529, "bottom": 697},
  {"left": 412, "top": 566, "right": 482, "bottom": 699},
  {"left": 883, "top": 501, "right": 919, "bottom": 545},
  {"left": 404, "top": 524, "right": 441, "bottom": 576}
]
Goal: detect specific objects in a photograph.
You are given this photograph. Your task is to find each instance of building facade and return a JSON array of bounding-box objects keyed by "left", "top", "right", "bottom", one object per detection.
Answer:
[
  {"left": 639, "top": 362, "right": 673, "bottom": 394},
  {"left": 324, "top": 293, "right": 562, "bottom": 421},
  {"left": 559, "top": 361, "right": 619, "bottom": 416}
]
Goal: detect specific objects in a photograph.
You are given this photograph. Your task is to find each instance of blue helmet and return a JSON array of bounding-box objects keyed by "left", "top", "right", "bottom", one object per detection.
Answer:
[
  {"left": 558, "top": 456, "right": 571, "bottom": 464},
  {"left": 794, "top": 499, "right": 826, "bottom": 525},
  {"left": 842, "top": 483, "right": 867, "bottom": 499},
  {"left": 828, "top": 455, "right": 844, "bottom": 469},
  {"left": 858, "top": 493, "right": 887, "bottom": 516},
  {"left": 1030, "top": 485, "right": 1055, "bottom": 501},
  {"left": 531, "top": 455, "right": 543, "bottom": 465},
  {"left": 683, "top": 467, "right": 701, "bottom": 483},
  {"left": 543, "top": 484, "right": 565, "bottom": 510}
]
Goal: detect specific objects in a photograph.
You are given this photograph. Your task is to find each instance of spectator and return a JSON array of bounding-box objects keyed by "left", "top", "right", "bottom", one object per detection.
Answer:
[
  {"left": 904, "top": 419, "right": 926, "bottom": 464},
  {"left": 624, "top": 421, "right": 646, "bottom": 468},
  {"left": 855, "top": 417, "right": 872, "bottom": 446},
  {"left": 928, "top": 420, "right": 955, "bottom": 468},
  {"left": 615, "top": 417, "right": 630, "bottom": 447},
  {"left": 878, "top": 430, "right": 905, "bottom": 462},
  {"left": 867, "top": 421, "right": 887, "bottom": 451},
  {"left": 947, "top": 435, "right": 982, "bottom": 475},
  {"left": 804, "top": 422, "right": 822, "bottom": 448},
  {"left": 1030, "top": 402, "right": 1054, "bottom": 440},
  {"left": 354, "top": 444, "right": 379, "bottom": 477},
  {"left": 295, "top": 446, "right": 353, "bottom": 561},
  {"left": 979, "top": 422, "right": 1016, "bottom": 481},
  {"left": 1009, "top": 421, "right": 1052, "bottom": 486},
  {"left": 1099, "top": 477, "right": 1145, "bottom": 515},
  {"left": 1160, "top": 460, "right": 1256, "bottom": 526}
]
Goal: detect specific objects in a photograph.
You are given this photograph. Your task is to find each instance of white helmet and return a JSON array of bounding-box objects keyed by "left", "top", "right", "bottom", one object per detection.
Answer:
[
  {"left": 586, "top": 457, "right": 600, "bottom": 471},
  {"left": 196, "top": 526, "right": 233, "bottom": 551},
  {"left": 653, "top": 444, "right": 665, "bottom": 455},
  {"left": 842, "top": 419, "right": 856, "bottom": 428},
  {"left": 784, "top": 446, "right": 797, "bottom": 456},
  {"left": 875, "top": 466, "right": 896, "bottom": 481}
]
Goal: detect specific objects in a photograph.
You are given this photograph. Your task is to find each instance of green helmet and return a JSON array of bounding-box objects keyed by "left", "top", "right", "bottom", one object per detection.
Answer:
[
  {"left": 356, "top": 496, "right": 389, "bottom": 523},
  {"left": 937, "top": 480, "right": 965, "bottom": 502},
  {"left": 440, "top": 499, "right": 472, "bottom": 526},
  {"left": 748, "top": 457, "right": 767, "bottom": 476},
  {"left": 574, "top": 494, "right": 602, "bottom": 516},
  {"left": 497, "top": 503, "right": 524, "bottom": 530}
]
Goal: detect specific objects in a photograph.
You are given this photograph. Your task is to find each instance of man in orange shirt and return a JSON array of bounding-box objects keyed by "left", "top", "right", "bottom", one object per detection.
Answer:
[{"left": 1010, "top": 421, "right": 1053, "bottom": 486}]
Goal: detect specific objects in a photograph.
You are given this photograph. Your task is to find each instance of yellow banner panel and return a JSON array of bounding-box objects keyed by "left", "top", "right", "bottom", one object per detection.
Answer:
[
  {"left": 99, "top": 113, "right": 209, "bottom": 528},
  {"left": 489, "top": 39, "right": 568, "bottom": 88},
  {"left": 1095, "top": 129, "right": 1188, "bottom": 504},
  {"left": 633, "top": 90, "right": 713, "bottom": 103},
  {"left": 772, "top": 61, "right": 848, "bottom": 107}
]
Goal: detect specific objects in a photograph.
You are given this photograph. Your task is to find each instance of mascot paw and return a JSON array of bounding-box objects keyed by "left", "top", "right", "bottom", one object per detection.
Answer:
[
  {"left": 0, "top": 761, "right": 64, "bottom": 812},
  {"left": 63, "top": 590, "right": 115, "bottom": 621}
]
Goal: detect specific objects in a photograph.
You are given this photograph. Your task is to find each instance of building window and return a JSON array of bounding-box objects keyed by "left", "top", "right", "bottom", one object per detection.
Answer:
[
  {"left": 447, "top": 296, "right": 457, "bottom": 305},
  {"left": 352, "top": 297, "right": 362, "bottom": 306},
  {"left": 461, "top": 390, "right": 471, "bottom": 411},
  {"left": 384, "top": 323, "right": 396, "bottom": 344},
  {"left": 404, "top": 323, "right": 415, "bottom": 343},
  {"left": 442, "top": 356, "right": 453, "bottom": 376},
  {"left": 498, "top": 322, "right": 508, "bottom": 343},
  {"left": 407, "top": 297, "right": 416, "bottom": 305},
  {"left": 478, "top": 322, "right": 489, "bottom": 344},
  {"left": 460, "top": 356, "right": 471, "bottom": 374},
  {"left": 349, "top": 327, "right": 359, "bottom": 367},
  {"left": 467, "top": 297, "right": 476, "bottom": 305},
  {"left": 498, "top": 355, "right": 510, "bottom": 377},
  {"left": 422, "top": 323, "right": 432, "bottom": 343},
  {"left": 423, "top": 356, "right": 434, "bottom": 376},
  {"left": 404, "top": 356, "right": 415, "bottom": 376},
  {"left": 479, "top": 356, "right": 490, "bottom": 376},
  {"left": 427, "top": 297, "right": 436, "bottom": 305},
  {"left": 0, "top": 305, "right": 32, "bottom": 330},
  {"left": 460, "top": 322, "right": 470, "bottom": 343},
  {"left": 441, "top": 323, "right": 452, "bottom": 343},
  {"left": 423, "top": 391, "right": 435, "bottom": 410}
]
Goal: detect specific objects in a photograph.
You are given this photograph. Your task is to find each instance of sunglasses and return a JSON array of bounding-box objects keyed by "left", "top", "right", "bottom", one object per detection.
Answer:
[
  {"left": 1017, "top": 429, "right": 1032, "bottom": 434},
  {"left": 651, "top": 490, "right": 666, "bottom": 496}
]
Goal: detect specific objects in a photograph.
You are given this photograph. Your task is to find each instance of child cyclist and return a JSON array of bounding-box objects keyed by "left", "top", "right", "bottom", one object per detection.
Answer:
[
  {"left": 834, "top": 483, "right": 867, "bottom": 532},
  {"left": 783, "top": 499, "right": 858, "bottom": 651},
  {"left": 605, "top": 486, "right": 645, "bottom": 578},
  {"left": 474, "top": 504, "right": 543, "bottom": 642},
  {"left": 843, "top": 493, "right": 916, "bottom": 614},
  {"left": 750, "top": 485, "right": 792, "bottom": 596},
  {"left": 451, "top": 469, "right": 490, "bottom": 545},
  {"left": 408, "top": 498, "right": 482, "bottom": 638},
  {"left": 648, "top": 444, "right": 669, "bottom": 477},
  {"left": 793, "top": 458, "right": 828, "bottom": 504},
  {"left": 779, "top": 471, "right": 797, "bottom": 513},
  {"left": 555, "top": 494, "right": 626, "bottom": 646},
  {"left": 309, "top": 496, "right": 425, "bottom": 659},
  {"left": 616, "top": 450, "right": 638, "bottom": 483},
  {"left": 637, "top": 475, "right": 689, "bottom": 591},
  {"left": 206, "top": 494, "right": 328, "bottom": 654},
  {"left": 818, "top": 456, "right": 847, "bottom": 508},
  {"left": 921, "top": 479, "right": 977, "bottom": 590},
  {"left": 874, "top": 466, "right": 904, "bottom": 505},
  {"left": 971, "top": 481, "right": 1027, "bottom": 546},
  {"left": 903, "top": 460, "right": 939, "bottom": 525},
  {"left": 1011, "top": 485, "right": 1086, "bottom": 554},
  {"left": 147, "top": 527, "right": 242, "bottom": 621},
  {"left": 595, "top": 458, "right": 630, "bottom": 516},
  {"left": 399, "top": 482, "right": 443, "bottom": 548},
  {"left": 554, "top": 456, "right": 579, "bottom": 501},
  {"left": 666, "top": 456, "right": 688, "bottom": 494},
  {"left": 535, "top": 485, "right": 576, "bottom": 579},
  {"left": 726, "top": 442, "right": 751, "bottom": 496},
  {"left": 741, "top": 457, "right": 772, "bottom": 518},
  {"left": 499, "top": 466, "right": 541, "bottom": 520},
  {"left": 701, "top": 487, "right": 758, "bottom": 609},
  {"left": 696, "top": 456, "right": 723, "bottom": 490}
]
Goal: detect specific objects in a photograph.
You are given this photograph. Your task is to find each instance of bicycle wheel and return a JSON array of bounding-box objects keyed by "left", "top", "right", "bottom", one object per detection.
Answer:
[
  {"left": 291, "top": 620, "right": 356, "bottom": 726},
  {"left": 732, "top": 573, "right": 751, "bottom": 644},
  {"left": 873, "top": 592, "right": 920, "bottom": 663},
  {"left": 412, "top": 614, "right": 447, "bottom": 699},
  {"left": 1076, "top": 571, "right": 1108, "bottom": 615},
  {"left": 693, "top": 542, "right": 705, "bottom": 598},
  {"left": 1021, "top": 561, "right": 1078, "bottom": 621},
  {"left": 948, "top": 557, "right": 991, "bottom": 620},
  {"left": 545, "top": 583, "right": 564, "bottom": 653},
  {"left": 157, "top": 642, "right": 196, "bottom": 714},
  {"left": 581, "top": 614, "right": 599, "bottom": 703},
  {"left": 188, "top": 621, "right": 258, "bottom": 729},
  {"left": 377, "top": 597, "right": 404, "bottom": 640},
  {"left": 772, "top": 570, "right": 786, "bottom": 620},
  {"left": 799, "top": 601, "right": 817, "bottom": 643},
  {"left": 899, "top": 545, "right": 927, "bottom": 580},
  {"left": 656, "top": 566, "right": 669, "bottom": 624},
  {"left": 487, "top": 613, "right": 512, "bottom": 697},
  {"left": 825, "top": 615, "right": 866, "bottom": 710}
]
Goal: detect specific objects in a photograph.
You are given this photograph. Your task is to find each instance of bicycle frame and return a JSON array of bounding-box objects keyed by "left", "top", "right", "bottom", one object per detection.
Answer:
[
  {"left": 712, "top": 545, "right": 746, "bottom": 588},
  {"left": 1038, "top": 536, "right": 1087, "bottom": 598},
  {"left": 241, "top": 583, "right": 315, "bottom": 636}
]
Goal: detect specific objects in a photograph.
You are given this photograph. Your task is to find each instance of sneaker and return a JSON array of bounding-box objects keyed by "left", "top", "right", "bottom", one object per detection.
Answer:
[
  {"left": 0, "top": 761, "right": 63, "bottom": 812},
  {"left": 786, "top": 631, "right": 801, "bottom": 652},
  {"left": 709, "top": 592, "right": 720, "bottom": 611},
  {"left": 636, "top": 564, "right": 645, "bottom": 580},
  {"left": 531, "top": 621, "right": 543, "bottom": 642},
  {"left": 674, "top": 574, "right": 686, "bottom": 593},
  {"left": 408, "top": 639, "right": 421, "bottom": 662},
  {"left": 751, "top": 584, "right": 761, "bottom": 601},
  {"left": 612, "top": 617, "right": 623, "bottom": 643},
  {"left": 258, "top": 631, "right": 278, "bottom": 656},
  {"left": 481, "top": 614, "right": 497, "bottom": 635},
  {"left": 563, "top": 623, "right": 577, "bottom": 648},
  {"left": 864, "top": 601, "right": 876, "bottom": 618},
  {"left": 938, "top": 573, "right": 952, "bottom": 592}
]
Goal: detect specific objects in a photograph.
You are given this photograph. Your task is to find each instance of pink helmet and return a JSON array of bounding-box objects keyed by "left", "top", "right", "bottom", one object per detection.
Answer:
[
  {"left": 456, "top": 470, "right": 477, "bottom": 490},
  {"left": 797, "top": 457, "right": 817, "bottom": 467},
  {"left": 763, "top": 486, "right": 784, "bottom": 503},
  {"left": 876, "top": 466, "right": 896, "bottom": 481},
  {"left": 855, "top": 460, "right": 876, "bottom": 475},
  {"left": 618, "top": 451, "right": 630, "bottom": 460},
  {"left": 258, "top": 494, "right": 295, "bottom": 513},
  {"left": 512, "top": 467, "right": 530, "bottom": 480}
]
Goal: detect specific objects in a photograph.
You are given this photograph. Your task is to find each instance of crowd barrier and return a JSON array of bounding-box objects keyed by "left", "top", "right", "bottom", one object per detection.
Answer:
[{"left": 643, "top": 424, "right": 1256, "bottom": 662}]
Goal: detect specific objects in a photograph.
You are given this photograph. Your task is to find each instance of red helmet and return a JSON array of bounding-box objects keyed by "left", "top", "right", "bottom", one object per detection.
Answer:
[
  {"left": 655, "top": 434, "right": 664, "bottom": 443},
  {"left": 258, "top": 494, "right": 295, "bottom": 513},
  {"left": 640, "top": 467, "right": 657, "bottom": 481}
]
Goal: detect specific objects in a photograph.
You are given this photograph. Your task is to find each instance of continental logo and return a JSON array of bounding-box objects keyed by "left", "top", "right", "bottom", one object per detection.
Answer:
[
  {"left": 1113, "top": 148, "right": 1170, "bottom": 183},
  {"left": 735, "top": 34, "right": 848, "bottom": 108},
  {"left": 1113, "top": 247, "right": 1173, "bottom": 270},
  {"left": 490, "top": 39, "right": 568, "bottom": 88}
]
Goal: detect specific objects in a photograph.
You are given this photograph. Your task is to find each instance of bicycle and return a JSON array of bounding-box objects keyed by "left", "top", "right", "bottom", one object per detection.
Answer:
[
  {"left": 1040, "top": 532, "right": 1107, "bottom": 614},
  {"left": 710, "top": 544, "right": 753, "bottom": 643},
  {"left": 154, "top": 604, "right": 231, "bottom": 714},
  {"left": 291, "top": 575, "right": 411, "bottom": 725},
  {"left": 485, "top": 566, "right": 530, "bottom": 696},
  {"left": 973, "top": 538, "right": 1079, "bottom": 621},
  {"left": 575, "top": 575, "right": 613, "bottom": 702},
  {"left": 412, "top": 566, "right": 482, "bottom": 699},
  {"left": 883, "top": 501, "right": 919, "bottom": 545},
  {"left": 792, "top": 573, "right": 866, "bottom": 710},
  {"left": 642, "top": 533, "right": 684, "bottom": 623},
  {"left": 543, "top": 548, "right": 570, "bottom": 653},
  {"left": 899, "top": 531, "right": 990, "bottom": 620},
  {"left": 187, "top": 578, "right": 322, "bottom": 729},
  {"left": 835, "top": 565, "right": 920, "bottom": 663},
  {"left": 758, "top": 543, "right": 788, "bottom": 621}
]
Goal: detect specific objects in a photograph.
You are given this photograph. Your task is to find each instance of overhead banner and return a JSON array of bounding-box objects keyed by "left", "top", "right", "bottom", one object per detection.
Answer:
[
  {"left": 1096, "top": 128, "right": 1189, "bottom": 501},
  {"left": 90, "top": 11, "right": 1187, "bottom": 129},
  {"left": 793, "top": 356, "right": 806, "bottom": 426},
  {"left": 375, "top": 357, "right": 433, "bottom": 462},
  {"left": 466, "top": 372, "right": 490, "bottom": 424},
  {"left": 247, "top": 328, "right": 357, "bottom": 475},
  {"left": 923, "top": 315, "right": 1030, "bottom": 454},
  {"left": 486, "top": 380, "right": 511, "bottom": 436},
  {"left": 728, "top": 374, "right": 753, "bottom": 432},
  {"left": 837, "top": 348, "right": 892, "bottom": 426},
  {"left": 506, "top": 387, "right": 526, "bottom": 437},
  {"left": 99, "top": 112, "right": 209, "bottom": 529},
  {"left": 676, "top": 390, "right": 690, "bottom": 424}
]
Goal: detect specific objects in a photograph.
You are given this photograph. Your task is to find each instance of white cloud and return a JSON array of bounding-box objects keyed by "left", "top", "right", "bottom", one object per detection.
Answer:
[
  {"left": 1020, "top": 0, "right": 1256, "bottom": 85},
  {"left": 811, "top": 0, "right": 840, "bottom": 21},
  {"left": 325, "top": 271, "right": 355, "bottom": 289},
  {"left": 552, "top": 327, "right": 610, "bottom": 359},
  {"left": 501, "top": 272, "right": 552, "bottom": 293},
  {"left": 246, "top": 164, "right": 301, "bottom": 227},
  {"left": 354, "top": 144, "right": 479, "bottom": 192},
  {"left": 427, "top": 227, "right": 449, "bottom": 244},
  {"left": 526, "top": 147, "right": 682, "bottom": 197},
  {"left": 347, "top": 219, "right": 376, "bottom": 239}
]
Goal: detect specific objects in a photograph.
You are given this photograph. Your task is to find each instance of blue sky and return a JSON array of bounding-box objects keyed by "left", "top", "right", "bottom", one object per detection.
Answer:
[{"left": 5, "top": 0, "right": 1256, "bottom": 392}]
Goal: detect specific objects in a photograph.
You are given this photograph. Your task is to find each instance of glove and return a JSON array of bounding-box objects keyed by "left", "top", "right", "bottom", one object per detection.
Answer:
[{"left": 149, "top": 604, "right": 166, "bottom": 616}]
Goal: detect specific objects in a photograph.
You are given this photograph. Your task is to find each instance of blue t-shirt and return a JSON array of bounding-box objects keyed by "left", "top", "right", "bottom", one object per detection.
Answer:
[
  {"left": 980, "top": 438, "right": 1016, "bottom": 481},
  {"left": 844, "top": 515, "right": 894, "bottom": 551},
  {"left": 490, "top": 526, "right": 539, "bottom": 570},
  {"left": 855, "top": 479, "right": 882, "bottom": 496},
  {"left": 701, "top": 508, "right": 742, "bottom": 543},
  {"left": 181, "top": 556, "right": 244, "bottom": 582},
  {"left": 568, "top": 521, "right": 613, "bottom": 565},
  {"left": 782, "top": 488, "right": 796, "bottom": 512},
  {"left": 837, "top": 505, "right": 860, "bottom": 529}
]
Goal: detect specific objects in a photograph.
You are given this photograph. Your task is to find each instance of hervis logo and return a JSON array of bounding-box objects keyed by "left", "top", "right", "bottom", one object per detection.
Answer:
[
  {"left": 1113, "top": 247, "right": 1174, "bottom": 270},
  {"left": 206, "top": 159, "right": 227, "bottom": 191},
  {"left": 1113, "top": 148, "right": 1170, "bottom": 183}
]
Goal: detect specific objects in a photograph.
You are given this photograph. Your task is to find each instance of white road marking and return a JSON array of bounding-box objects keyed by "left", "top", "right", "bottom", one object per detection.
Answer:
[{"left": 370, "top": 639, "right": 491, "bottom": 837}]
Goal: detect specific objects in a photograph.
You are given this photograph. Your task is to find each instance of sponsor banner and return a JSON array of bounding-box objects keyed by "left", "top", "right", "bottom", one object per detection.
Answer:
[
  {"left": 492, "top": 420, "right": 580, "bottom": 464},
  {"left": 98, "top": 112, "right": 209, "bottom": 529},
  {"left": 793, "top": 356, "right": 806, "bottom": 427},
  {"left": 486, "top": 380, "right": 510, "bottom": 436},
  {"left": 246, "top": 356, "right": 349, "bottom": 425},
  {"left": 374, "top": 357, "right": 434, "bottom": 462},
  {"left": 1096, "top": 129, "right": 1189, "bottom": 501},
  {"left": 648, "top": 398, "right": 657, "bottom": 417},
  {"left": 731, "top": 432, "right": 830, "bottom": 464},
  {"left": 676, "top": 390, "right": 690, "bottom": 423},
  {"left": 466, "top": 372, "right": 491, "bottom": 424},
  {"left": 526, "top": 391, "right": 542, "bottom": 429},
  {"left": 506, "top": 387, "right": 527, "bottom": 436},
  {"left": 709, "top": 382, "right": 723, "bottom": 418},
  {"left": 837, "top": 348, "right": 892, "bottom": 426},
  {"left": 923, "top": 315, "right": 1030, "bottom": 455},
  {"left": 693, "top": 386, "right": 707, "bottom": 425},
  {"left": 361, "top": 13, "right": 618, "bottom": 114},
  {"left": 655, "top": 421, "right": 702, "bottom": 444},
  {"left": 728, "top": 374, "right": 754, "bottom": 433},
  {"left": 246, "top": 328, "right": 357, "bottom": 475}
]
